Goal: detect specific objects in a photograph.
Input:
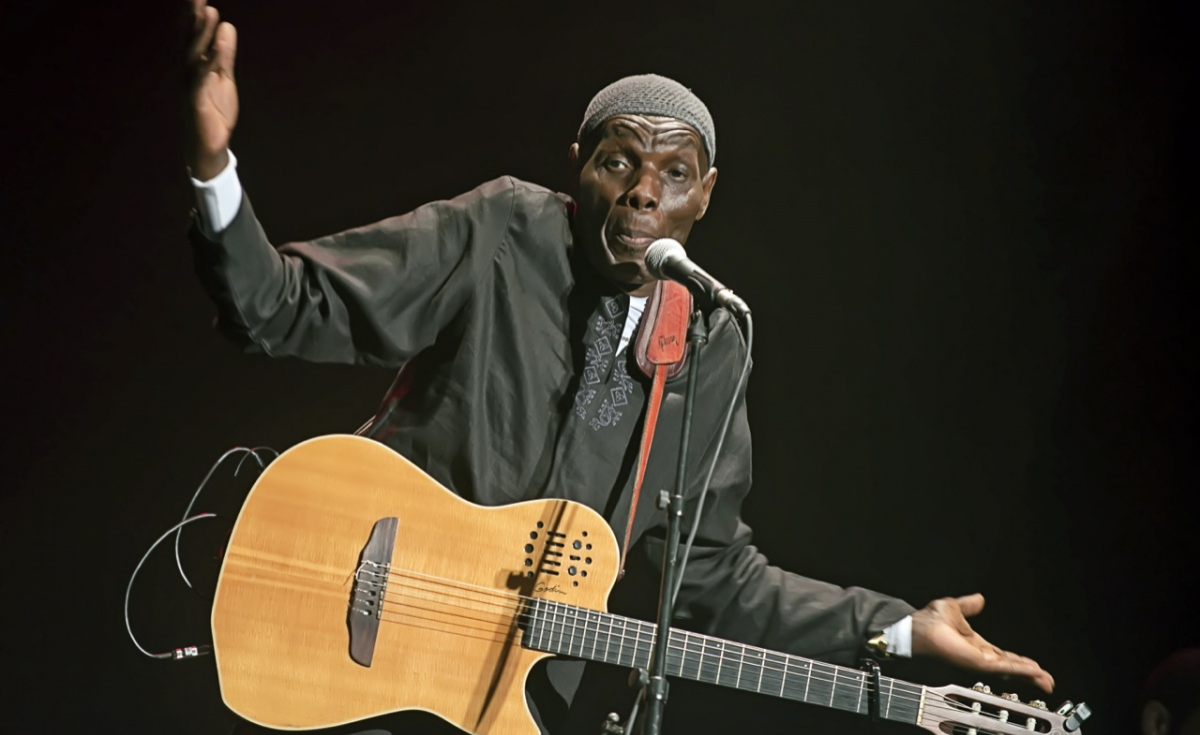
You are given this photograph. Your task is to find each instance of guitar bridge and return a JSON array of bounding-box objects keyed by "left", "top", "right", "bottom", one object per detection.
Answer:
[{"left": 347, "top": 517, "right": 398, "bottom": 667}]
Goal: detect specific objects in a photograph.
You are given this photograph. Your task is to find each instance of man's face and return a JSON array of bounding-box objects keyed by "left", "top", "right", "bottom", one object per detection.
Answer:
[{"left": 571, "top": 114, "right": 718, "bottom": 297}]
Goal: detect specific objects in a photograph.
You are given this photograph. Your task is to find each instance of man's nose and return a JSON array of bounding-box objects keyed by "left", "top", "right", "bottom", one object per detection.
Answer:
[{"left": 623, "top": 170, "right": 659, "bottom": 210}]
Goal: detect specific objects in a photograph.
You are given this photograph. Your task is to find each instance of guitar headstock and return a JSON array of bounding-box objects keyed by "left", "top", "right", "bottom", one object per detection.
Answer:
[{"left": 920, "top": 682, "right": 1091, "bottom": 735}]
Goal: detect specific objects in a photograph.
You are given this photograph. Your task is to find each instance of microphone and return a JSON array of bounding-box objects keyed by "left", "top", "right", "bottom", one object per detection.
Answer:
[{"left": 644, "top": 238, "right": 751, "bottom": 317}]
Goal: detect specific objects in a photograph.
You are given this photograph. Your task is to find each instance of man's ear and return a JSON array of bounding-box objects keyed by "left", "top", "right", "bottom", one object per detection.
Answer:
[
  {"left": 696, "top": 167, "right": 719, "bottom": 221},
  {"left": 1141, "top": 700, "right": 1170, "bottom": 735},
  {"left": 569, "top": 142, "right": 580, "bottom": 167}
]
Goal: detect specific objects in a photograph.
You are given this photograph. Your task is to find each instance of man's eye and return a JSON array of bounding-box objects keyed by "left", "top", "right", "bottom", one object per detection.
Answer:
[{"left": 605, "top": 159, "right": 629, "bottom": 171}]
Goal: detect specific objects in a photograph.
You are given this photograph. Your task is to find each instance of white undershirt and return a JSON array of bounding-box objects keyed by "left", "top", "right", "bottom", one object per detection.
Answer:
[
  {"left": 619, "top": 296, "right": 648, "bottom": 354},
  {"left": 189, "top": 154, "right": 912, "bottom": 657}
]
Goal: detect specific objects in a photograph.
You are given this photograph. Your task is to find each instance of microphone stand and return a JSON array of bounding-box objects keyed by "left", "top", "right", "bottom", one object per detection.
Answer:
[{"left": 637, "top": 309, "right": 708, "bottom": 735}]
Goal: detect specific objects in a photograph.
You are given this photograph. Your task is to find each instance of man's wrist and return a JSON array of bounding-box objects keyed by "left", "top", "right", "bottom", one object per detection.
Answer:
[
  {"left": 866, "top": 615, "right": 913, "bottom": 658},
  {"left": 191, "top": 149, "right": 242, "bottom": 234},
  {"left": 189, "top": 148, "right": 231, "bottom": 183}
]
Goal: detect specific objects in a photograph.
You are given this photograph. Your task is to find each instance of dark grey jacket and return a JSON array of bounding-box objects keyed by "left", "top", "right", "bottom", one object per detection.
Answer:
[{"left": 192, "top": 176, "right": 914, "bottom": 733}]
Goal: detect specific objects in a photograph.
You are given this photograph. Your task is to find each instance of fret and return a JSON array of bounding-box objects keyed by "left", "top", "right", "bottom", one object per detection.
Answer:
[
  {"left": 619, "top": 614, "right": 628, "bottom": 667},
  {"left": 780, "top": 658, "right": 812, "bottom": 702},
  {"left": 589, "top": 610, "right": 599, "bottom": 661},
  {"left": 854, "top": 667, "right": 864, "bottom": 714},
  {"left": 620, "top": 618, "right": 633, "bottom": 668},
  {"left": 713, "top": 634, "right": 722, "bottom": 685},
  {"left": 714, "top": 641, "right": 742, "bottom": 689},
  {"left": 562, "top": 605, "right": 573, "bottom": 657},
  {"left": 697, "top": 634, "right": 720, "bottom": 683},
  {"left": 570, "top": 607, "right": 582, "bottom": 657},
  {"left": 804, "top": 661, "right": 835, "bottom": 708},
  {"left": 636, "top": 619, "right": 653, "bottom": 670},
  {"left": 551, "top": 602, "right": 561, "bottom": 652},
  {"left": 743, "top": 647, "right": 766, "bottom": 693},
  {"left": 599, "top": 610, "right": 612, "bottom": 663},
  {"left": 677, "top": 630, "right": 687, "bottom": 677},
  {"left": 666, "top": 629, "right": 697, "bottom": 680},
  {"left": 561, "top": 604, "right": 572, "bottom": 655},
  {"left": 879, "top": 677, "right": 922, "bottom": 726},
  {"left": 830, "top": 667, "right": 867, "bottom": 714},
  {"left": 764, "top": 651, "right": 789, "bottom": 697}
]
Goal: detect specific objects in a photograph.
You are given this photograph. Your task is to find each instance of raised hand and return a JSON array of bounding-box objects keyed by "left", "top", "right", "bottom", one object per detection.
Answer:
[
  {"left": 911, "top": 593, "right": 1055, "bottom": 694},
  {"left": 186, "top": 0, "right": 238, "bottom": 181}
]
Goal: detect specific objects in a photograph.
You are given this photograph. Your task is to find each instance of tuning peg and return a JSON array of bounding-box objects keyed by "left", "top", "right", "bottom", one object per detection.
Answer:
[
  {"left": 1029, "top": 700, "right": 1048, "bottom": 711},
  {"left": 1000, "top": 692, "right": 1020, "bottom": 702},
  {"left": 1064, "top": 702, "right": 1092, "bottom": 732},
  {"left": 972, "top": 682, "right": 992, "bottom": 694}
]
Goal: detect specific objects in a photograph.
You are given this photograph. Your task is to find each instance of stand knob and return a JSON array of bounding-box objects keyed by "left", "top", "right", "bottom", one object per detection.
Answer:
[{"left": 601, "top": 712, "right": 625, "bottom": 735}]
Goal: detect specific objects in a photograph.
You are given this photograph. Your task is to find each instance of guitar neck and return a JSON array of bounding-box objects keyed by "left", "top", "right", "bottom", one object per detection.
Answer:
[{"left": 522, "top": 599, "right": 924, "bottom": 726}]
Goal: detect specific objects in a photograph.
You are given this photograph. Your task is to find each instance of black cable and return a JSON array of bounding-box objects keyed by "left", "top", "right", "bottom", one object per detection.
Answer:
[{"left": 670, "top": 313, "right": 753, "bottom": 607}]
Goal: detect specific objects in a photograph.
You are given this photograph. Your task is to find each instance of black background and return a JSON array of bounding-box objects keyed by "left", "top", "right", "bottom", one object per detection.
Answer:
[{"left": 1, "top": 1, "right": 1194, "bottom": 733}]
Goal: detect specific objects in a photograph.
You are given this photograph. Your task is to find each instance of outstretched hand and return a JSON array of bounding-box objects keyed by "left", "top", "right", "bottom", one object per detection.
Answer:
[
  {"left": 911, "top": 593, "right": 1054, "bottom": 694},
  {"left": 186, "top": 0, "right": 239, "bottom": 180}
]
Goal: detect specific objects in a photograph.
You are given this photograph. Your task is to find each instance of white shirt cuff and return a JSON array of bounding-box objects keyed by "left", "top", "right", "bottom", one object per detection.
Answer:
[
  {"left": 190, "top": 149, "right": 243, "bottom": 234},
  {"left": 884, "top": 615, "right": 913, "bottom": 658}
]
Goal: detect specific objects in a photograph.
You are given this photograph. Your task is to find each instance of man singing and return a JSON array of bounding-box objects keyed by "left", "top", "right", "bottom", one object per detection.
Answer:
[{"left": 186, "top": 2, "right": 1053, "bottom": 732}]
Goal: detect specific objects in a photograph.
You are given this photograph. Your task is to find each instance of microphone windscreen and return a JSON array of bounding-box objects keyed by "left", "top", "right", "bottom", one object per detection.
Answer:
[{"left": 644, "top": 238, "right": 686, "bottom": 279}]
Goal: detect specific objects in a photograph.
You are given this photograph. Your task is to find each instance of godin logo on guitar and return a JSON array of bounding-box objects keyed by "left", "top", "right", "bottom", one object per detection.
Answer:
[{"left": 535, "top": 583, "right": 568, "bottom": 596}]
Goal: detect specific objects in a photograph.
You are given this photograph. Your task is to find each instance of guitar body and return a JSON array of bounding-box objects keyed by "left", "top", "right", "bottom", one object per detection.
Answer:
[{"left": 211, "top": 434, "right": 621, "bottom": 734}]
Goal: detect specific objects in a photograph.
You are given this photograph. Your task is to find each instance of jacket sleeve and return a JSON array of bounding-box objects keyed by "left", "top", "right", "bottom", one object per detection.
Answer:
[
  {"left": 640, "top": 317, "right": 915, "bottom": 666},
  {"left": 189, "top": 178, "right": 516, "bottom": 368}
]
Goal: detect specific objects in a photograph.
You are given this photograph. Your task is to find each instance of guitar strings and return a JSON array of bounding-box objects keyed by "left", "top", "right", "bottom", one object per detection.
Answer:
[
  {"left": 375, "top": 567, "right": 993, "bottom": 721},
  {"left": 257, "top": 558, "right": 1028, "bottom": 725},
  {"left": 372, "top": 574, "right": 1005, "bottom": 724},
  {"left": 350, "top": 565, "right": 1013, "bottom": 724}
]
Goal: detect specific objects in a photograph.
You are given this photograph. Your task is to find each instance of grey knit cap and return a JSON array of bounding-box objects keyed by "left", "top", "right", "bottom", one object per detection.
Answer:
[{"left": 578, "top": 73, "right": 716, "bottom": 165}]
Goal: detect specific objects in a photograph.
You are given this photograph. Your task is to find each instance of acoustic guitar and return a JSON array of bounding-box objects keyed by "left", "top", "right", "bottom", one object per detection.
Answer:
[{"left": 211, "top": 434, "right": 1090, "bottom": 734}]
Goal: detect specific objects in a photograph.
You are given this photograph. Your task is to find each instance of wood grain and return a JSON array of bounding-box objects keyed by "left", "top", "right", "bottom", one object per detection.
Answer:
[{"left": 211, "top": 434, "right": 620, "bottom": 734}]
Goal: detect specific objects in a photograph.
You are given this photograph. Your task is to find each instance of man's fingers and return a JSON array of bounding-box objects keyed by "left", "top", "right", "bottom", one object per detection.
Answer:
[
  {"left": 213, "top": 22, "right": 237, "bottom": 77},
  {"left": 188, "top": 5, "right": 219, "bottom": 65},
  {"left": 983, "top": 650, "right": 1055, "bottom": 694},
  {"left": 955, "top": 593, "right": 986, "bottom": 618}
]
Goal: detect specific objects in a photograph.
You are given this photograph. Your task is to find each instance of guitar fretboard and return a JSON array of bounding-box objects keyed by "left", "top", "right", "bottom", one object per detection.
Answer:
[{"left": 522, "top": 599, "right": 923, "bottom": 725}]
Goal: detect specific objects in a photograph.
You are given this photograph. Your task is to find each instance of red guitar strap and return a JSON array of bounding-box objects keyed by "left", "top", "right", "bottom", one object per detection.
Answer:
[{"left": 620, "top": 279, "right": 693, "bottom": 577}]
